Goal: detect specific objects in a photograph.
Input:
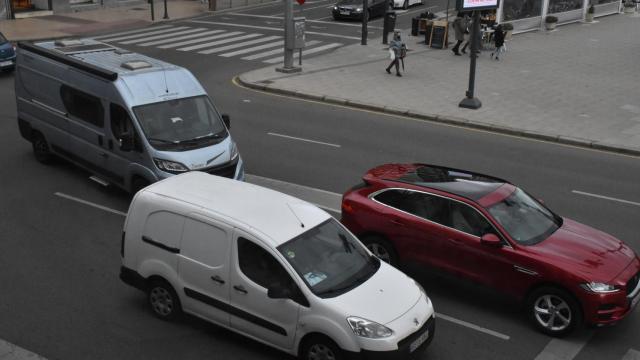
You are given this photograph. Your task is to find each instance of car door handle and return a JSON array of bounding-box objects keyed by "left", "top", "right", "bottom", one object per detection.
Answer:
[
  {"left": 210, "top": 275, "right": 225, "bottom": 285},
  {"left": 233, "top": 285, "right": 248, "bottom": 294},
  {"left": 390, "top": 219, "right": 405, "bottom": 226}
]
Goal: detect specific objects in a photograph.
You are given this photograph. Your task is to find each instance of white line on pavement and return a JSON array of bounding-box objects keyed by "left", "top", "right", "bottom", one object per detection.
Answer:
[
  {"left": 224, "top": 12, "right": 384, "bottom": 29},
  {"left": 267, "top": 132, "right": 341, "bottom": 148},
  {"left": 534, "top": 330, "right": 593, "bottom": 360},
  {"left": 262, "top": 42, "right": 342, "bottom": 63},
  {"left": 91, "top": 25, "right": 173, "bottom": 39},
  {"left": 0, "top": 339, "right": 47, "bottom": 360},
  {"left": 572, "top": 190, "right": 640, "bottom": 207},
  {"left": 158, "top": 31, "right": 243, "bottom": 49},
  {"left": 54, "top": 192, "right": 127, "bottom": 217},
  {"left": 220, "top": 40, "right": 283, "bottom": 57},
  {"left": 198, "top": 35, "right": 281, "bottom": 54},
  {"left": 177, "top": 33, "right": 262, "bottom": 51},
  {"left": 186, "top": 20, "right": 362, "bottom": 40},
  {"left": 119, "top": 27, "right": 207, "bottom": 45},
  {"left": 100, "top": 26, "right": 190, "bottom": 42},
  {"left": 435, "top": 312, "right": 510, "bottom": 340},
  {"left": 241, "top": 40, "right": 321, "bottom": 60},
  {"left": 622, "top": 349, "right": 640, "bottom": 360},
  {"left": 270, "top": 3, "right": 334, "bottom": 15},
  {"left": 139, "top": 29, "right": 225, "bottom": 46}
]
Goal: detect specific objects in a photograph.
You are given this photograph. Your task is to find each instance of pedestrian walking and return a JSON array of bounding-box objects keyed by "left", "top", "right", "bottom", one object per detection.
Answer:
[
  {"left": 490, "top": 24, "right": 506, "bottom": 61},
  {"left": 386, "top": 31, "right": 406, "bottom": 77},
  {"left": 451, "top": 13, "right": 469, "bottom": 56}
]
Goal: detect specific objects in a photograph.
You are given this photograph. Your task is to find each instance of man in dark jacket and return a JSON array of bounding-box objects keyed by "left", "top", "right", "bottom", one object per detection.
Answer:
[
  {"left": 490, "top": 24, "right": 506, "bottom": 60},
  {"left": 451, "top": 13, "right": 467, "bottom": 56},
  {"left": 386, "top": 32, "right": 405, "bottom": 77}
]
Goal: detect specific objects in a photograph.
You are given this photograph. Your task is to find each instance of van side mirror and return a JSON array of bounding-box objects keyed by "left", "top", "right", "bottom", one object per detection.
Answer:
[
  {"left": 222, "top": 114, "right": 230, "bottom": 130},
  {"left": 119, "top": 134, "right": 134, "bottom": 152},
  {"left": 267, "top": 282, "right": 292, "bottom": 300},
  {"left": 480, "top": 233, "right": 502, "bottom": 248}
]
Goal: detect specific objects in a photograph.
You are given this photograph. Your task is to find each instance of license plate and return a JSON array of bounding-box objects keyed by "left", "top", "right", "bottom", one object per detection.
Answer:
[
  {"left": 409, "top": 330, "right": 429, "bottom": 353},
  {"left": 340, "top": 10, "right": 350, "bottom": 15},
  {"left": 0, "top": 61, "right": 12, "bottom": 66}
]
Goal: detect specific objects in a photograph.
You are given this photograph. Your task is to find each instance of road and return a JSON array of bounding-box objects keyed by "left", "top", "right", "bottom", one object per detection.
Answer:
[{"left": 0, "top": 2, "right": 639, "bottom": 360}]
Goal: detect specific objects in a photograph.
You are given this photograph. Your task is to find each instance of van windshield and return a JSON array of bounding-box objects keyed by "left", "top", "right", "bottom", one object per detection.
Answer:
[
  {"left": 278, "top": 219, "right": 380, "bottom": 298},
  {"left": 133, "top": 96, "right": 227, "bottom": 151}
]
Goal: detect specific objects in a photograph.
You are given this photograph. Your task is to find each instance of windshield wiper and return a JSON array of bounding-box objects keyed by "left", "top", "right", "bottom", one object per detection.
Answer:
[{"left": 148, "top": 137, "right": 180, "bottom": 144}]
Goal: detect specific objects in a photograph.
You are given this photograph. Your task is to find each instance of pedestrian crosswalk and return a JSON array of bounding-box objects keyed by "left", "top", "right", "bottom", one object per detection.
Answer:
[{"left": 93, "top": 25, "right": 345, "bottom": 64}]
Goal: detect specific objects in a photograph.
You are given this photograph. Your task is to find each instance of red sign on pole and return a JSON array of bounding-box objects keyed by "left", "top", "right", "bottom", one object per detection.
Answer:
[{"left": 296, "top": 0, "right": 305, "bottom": 5}]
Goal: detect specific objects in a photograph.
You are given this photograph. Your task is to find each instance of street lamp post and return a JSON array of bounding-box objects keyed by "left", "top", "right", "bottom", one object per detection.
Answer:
[
  {"left": 459, "top": 10, "right": 482, "bottom": 109},
  {"left": 150, "top": 0, "right": 155, "bottom": 21},
  {"left": 163, "top": 0, "right": 169, "bottom": 19},
  {"left": 361, "top": 0, "right": 368, "bottom": 45}
]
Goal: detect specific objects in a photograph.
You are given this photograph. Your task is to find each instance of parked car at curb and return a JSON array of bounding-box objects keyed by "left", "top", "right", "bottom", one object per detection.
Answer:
[
  {"left": 0, "top": 32, "right": 16, "bottom": 72},
  {"left": 121, "top": 172, "right": 435, "bottom": 360},
  {"left": 332, "top": 0, "right": 390, "bottom": 20},
  {"left": 15, "top": 39, "right": 243, "bottom": 193},
  {"left": 341, "top": 163, "right": 640, "bottom": 337}
]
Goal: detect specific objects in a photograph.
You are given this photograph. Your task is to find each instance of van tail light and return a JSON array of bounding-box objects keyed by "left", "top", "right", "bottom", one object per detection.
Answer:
[
  {"left": 342, "top": 201, "right": 355, "bottom": 214},
  {"left": 120, "top": 231, "right": 125, "bottom": 257}
]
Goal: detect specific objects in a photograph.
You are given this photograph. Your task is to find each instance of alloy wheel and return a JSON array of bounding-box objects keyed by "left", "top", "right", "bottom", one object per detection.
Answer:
[{"left": 533, "top": 294, "right": 572, "bottom": 332}]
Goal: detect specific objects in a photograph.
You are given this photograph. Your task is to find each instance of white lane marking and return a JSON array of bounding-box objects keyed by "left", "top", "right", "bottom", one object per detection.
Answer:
[
  {"left": 227, "top": 12, "right": 282, "bottom": 19},
  {"left": 198, "top": 35, "right": 281, "bottom": 54},
  {"left": 270, "top": 3, "right": 333, "bottom": 15},
  {"left": 54, "top": 192, "right": 127, "bottom": 217},
  {"left": 158, "top": 31, "right": 243, "bottom": 49},
  {"left": 91, "top": 25, "right": 173, "bottom": 39},
  {"left": 435, "top": 312, "right": 510, "bottom": 340},
  {"left": 177, "top": 33, "right": 262, "bottom": 52},
  {"left": 306, "top": 18, "right": 384, "bottom": 29},
  {"left": 209, "top": 13, "right": 383, "bottom": 29},
  {"left": 220, "top": 39, "right": 283, "bottom": 57},
  {"left": 572, "top": 190, "right": 640, "bottom": 207},
  {"left": 241, "top": 40, "right": 321, "bottom": 60},
  {"left": 119, "top": 28, "right": 207, "bottom": 45},
  {"left": 139, "top": 29, "right": 225, "bottom": 46},
  {"left": 186, "top": 20, "right": 362, "bottom": 40},
  {"left": 262, "top": 42, "right": 342, "bottom": 63},
  {"left": 100, "top": 26, "right": 190, "bottom": 42},
  {"left": 622, "top": 349, "right": 640, "bottom": 360},
  {"left": 534, "top": 330, "right": 593, "bottom": 360},
  {"left": 267, "top": 132, "right": 341, "bottom": 148},
  {"left": 0, "top": 339, "right": 48, "bottom": 360}
]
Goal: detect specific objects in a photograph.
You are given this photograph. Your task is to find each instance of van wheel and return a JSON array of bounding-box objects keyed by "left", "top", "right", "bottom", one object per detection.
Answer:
[
  {"left": 526, "top": 286, "right": 581, "bottom": 337},
  {"left": 361, "top": 235, "right": 398, "bottom": 266},
  {"left": 32, "top": 132, "right": 53, "bottom": 164},
  {"left": 300, "top": 335, "right": 343, "bottom": 360},
  {"left": 148, "top": 280, "right": 182, "bottom": 321}
]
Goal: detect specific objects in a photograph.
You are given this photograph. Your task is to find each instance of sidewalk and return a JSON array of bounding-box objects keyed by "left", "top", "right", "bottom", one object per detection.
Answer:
[
  {"left": 239, "top": 13, "right": 640, "bottom": 156},
  {"left": 0, "top": 0, "right": 209, "bottom": 41}
]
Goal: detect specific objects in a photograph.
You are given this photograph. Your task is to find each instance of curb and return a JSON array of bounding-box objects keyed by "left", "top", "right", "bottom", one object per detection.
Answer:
[{"left": 236, "top": 76, "right": 640, "bottom": 158}]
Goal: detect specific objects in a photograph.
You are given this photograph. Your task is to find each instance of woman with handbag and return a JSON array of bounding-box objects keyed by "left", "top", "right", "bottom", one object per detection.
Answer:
[{"left": 386, "top": 31, "right": 405, "bottom": 77}]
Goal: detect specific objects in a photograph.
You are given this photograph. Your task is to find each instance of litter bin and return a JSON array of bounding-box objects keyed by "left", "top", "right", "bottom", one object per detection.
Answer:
[
  {"left": 382, "top": 11, "right": 396, "bottom": 44},
  {"left": 411, "top": 17, "right": 419, "bottom": 36}
]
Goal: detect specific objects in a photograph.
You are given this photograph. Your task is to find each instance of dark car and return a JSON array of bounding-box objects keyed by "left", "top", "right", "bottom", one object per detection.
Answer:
[
  {"left": 332, "top": 0, "right": 390, "bottom": 20},
  {"left": 0, "top": 32, "right": 16, "bottom": 72},
  {"left": 341, "top": 163, "right": 640, "bottom": 337}
]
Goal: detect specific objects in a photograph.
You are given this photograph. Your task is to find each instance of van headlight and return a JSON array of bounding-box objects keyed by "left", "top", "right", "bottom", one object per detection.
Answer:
[
  {"left": 333, "top": 5, "right": 338, "bottom": 9},
  {"left": 347, "top": 317, "right": 393, "bottom": 338},
  {"left": 154, "top": 158, "right": 189, "bottom": 173},
  {"left": 229, "top": 141, "right": 239, "bottom": 160},
  {"left": 355, "top": 7, "right": 363, "bottom": 12}
]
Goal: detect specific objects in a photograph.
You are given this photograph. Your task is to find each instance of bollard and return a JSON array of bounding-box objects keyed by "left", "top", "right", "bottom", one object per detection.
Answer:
[{"left": 382, "top": 10, "right": 396, "bottom": 45}]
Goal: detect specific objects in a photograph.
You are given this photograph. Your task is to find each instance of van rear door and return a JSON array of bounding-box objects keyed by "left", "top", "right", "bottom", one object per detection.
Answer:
[{"left": 177, "top": 215, "right": 232, "bottom": 327}]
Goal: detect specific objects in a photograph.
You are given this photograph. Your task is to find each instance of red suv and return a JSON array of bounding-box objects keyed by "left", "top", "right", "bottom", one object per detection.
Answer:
[{"left": 341, "top": 163, "right": 640, "bottom": 336}]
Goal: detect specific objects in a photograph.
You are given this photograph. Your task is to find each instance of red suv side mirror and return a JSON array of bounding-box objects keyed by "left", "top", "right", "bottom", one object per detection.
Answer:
[{"left": 481, "top": 233, "right": 502, "bottom": 248}]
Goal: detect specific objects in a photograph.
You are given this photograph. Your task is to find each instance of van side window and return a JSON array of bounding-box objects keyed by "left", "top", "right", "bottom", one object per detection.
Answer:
[
  {"left": 60, "top": 85, "right": 104, "bottom": 127},
  {"left": 181, "top": 218, "right": 229, "bottom": 267},
  {"left": 110, "top": 103, "right": 142, "bottom": 152},
  {"left": 143, "top": 211, "right": 185, "bottom": 250},
  {"left": 238, "top": 238, "right": 295, "bottom": 290}
]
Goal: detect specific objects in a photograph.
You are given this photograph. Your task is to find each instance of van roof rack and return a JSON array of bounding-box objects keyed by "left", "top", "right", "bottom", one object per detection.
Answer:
[
  {"left": 54, "top": 39, "right": 84, "bottom": 47},
  {"left": 121, "top": 60, "right": 153, "bottom": 71}
]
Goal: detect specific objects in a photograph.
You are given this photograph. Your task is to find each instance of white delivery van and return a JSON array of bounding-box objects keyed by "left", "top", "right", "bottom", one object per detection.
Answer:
[{"left": 120, "top": 172, "right": 435, "bottom": 360}]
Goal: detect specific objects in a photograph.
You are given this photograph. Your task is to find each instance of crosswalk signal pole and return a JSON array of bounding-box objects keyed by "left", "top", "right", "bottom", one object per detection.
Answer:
[
  {"left": 276, "top": 0, "right": 302, "bottom": 73},
  {"left": 149, "top": 0, "right": 155, "bottom": 21},
  {"left": 163, "top": 0, "right": 169, "bottom": 19}
]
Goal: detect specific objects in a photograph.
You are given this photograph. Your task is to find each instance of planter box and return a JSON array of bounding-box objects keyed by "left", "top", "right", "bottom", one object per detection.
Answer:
[
  {"left": 585, "top": 13, "right": 594, "bottom": 21},
  {"left": 623, "top": 6, "right": 635, "bottom": 13},
  {"left": 545, "top": 22, "right": 557, "bottom": 30}
]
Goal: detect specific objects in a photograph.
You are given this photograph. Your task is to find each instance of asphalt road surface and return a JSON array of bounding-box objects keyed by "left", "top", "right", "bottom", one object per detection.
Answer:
[{"left": 0, "top": 3, "right": 639, "bottom": 360}]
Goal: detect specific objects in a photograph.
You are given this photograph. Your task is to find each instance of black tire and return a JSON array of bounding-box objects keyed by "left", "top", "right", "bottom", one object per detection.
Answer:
[
  {"left": 403, "top": 0, "right": 408, "bottom": 10},
  {"left": 361, "top": 235, "right": 398, "bottom": 266},
  {"left": 32, "top": 132, "right": 53, "bottom": 164},
  {"left": 147, "top": 279, "right": 182, "bottom": 321},
  {"left": 300, "top": 335, "right": 343, "bottom": 360},
  {"left": 526, "top": 286, "right": 582, "bottom": 337}
]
